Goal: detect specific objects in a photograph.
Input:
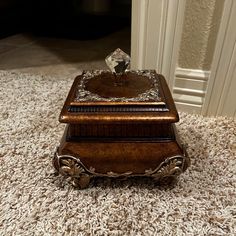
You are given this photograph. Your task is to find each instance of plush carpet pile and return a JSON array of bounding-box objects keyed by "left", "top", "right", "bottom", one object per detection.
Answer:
[{"left": 0, "top": 70, "right": 235, "bottom": 235}]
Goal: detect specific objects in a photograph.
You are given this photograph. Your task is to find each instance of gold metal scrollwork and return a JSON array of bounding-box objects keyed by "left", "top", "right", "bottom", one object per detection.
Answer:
[
  {"left": 56, "top": 155, "right": 91, "bottom": 189},
  {"left": 59, "top": 158, "right": 85, "bottom": 177},
  {"left": 145, "top": 156, "right": 184, "bottom": 183}
]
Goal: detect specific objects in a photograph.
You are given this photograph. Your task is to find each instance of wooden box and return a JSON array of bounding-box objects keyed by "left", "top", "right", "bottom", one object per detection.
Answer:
[{"left": 53, "top": 70, "right": 189, "bottom": 188}]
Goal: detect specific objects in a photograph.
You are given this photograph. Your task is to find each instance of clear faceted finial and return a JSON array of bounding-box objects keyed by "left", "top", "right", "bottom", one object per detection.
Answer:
[{"left": 105, "top": 48, "right": 130, "bottom": 75}]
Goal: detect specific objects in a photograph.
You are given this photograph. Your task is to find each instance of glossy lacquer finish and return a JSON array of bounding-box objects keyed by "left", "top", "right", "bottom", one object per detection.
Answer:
[{"left": 53, "top": 71, "right": 189, "bottom": 188}]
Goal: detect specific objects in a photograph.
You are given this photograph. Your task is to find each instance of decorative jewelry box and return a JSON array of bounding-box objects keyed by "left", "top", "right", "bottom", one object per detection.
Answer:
[{"left": 53, "top": 49, "right": 189, "bottom": 188}]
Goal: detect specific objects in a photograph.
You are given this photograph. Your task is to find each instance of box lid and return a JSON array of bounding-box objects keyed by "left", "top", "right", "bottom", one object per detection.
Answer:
[{"left": 60, "top": 70, "right": 179, "bottom": 124}]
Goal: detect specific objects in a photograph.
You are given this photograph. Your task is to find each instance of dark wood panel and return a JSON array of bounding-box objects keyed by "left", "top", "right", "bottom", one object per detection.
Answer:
[{"left": 67, "top": 123, "right": 174, "bottom": 140}]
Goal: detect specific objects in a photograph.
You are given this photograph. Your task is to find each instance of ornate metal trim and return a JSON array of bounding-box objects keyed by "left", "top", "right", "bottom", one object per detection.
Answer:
[
  {"left": 74, "top": 70, "right": 162, "bottom": 102},
  {"left": 144, "top": 156, "right": 185, "bottom": 181},
  {"left": 53, "top": 149, "right": 134, "bottom": 178},
  {"left": 53, "top": 147, "right": 189, "bottom": 187}
]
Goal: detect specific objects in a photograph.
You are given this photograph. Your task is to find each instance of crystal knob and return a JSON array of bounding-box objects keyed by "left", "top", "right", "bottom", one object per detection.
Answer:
[{"left": 105, "top": 48, "right": 130, "bottom": 75}]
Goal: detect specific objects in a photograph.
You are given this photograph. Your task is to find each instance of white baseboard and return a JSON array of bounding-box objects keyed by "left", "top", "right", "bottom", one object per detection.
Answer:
[
  {"left": 175, "top": 68, "right": 210, "bottom": 80},
  {"left": 175, "top": 102, "right": 202, "bottom": 114},
  {"left": 173, "top": 67, "right": 210, "bottom": 114}
]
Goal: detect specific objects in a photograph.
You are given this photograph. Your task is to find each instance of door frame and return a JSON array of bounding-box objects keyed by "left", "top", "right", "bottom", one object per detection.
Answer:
[
  {"left": 201, "top": 0, "right": 236, "bottom": 117},
  {"left": 131, "top": 0, "right": 186, "bottom": 88}
]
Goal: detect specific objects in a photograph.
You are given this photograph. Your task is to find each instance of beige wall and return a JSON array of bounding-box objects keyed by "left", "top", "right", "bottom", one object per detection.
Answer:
[{"left": 178, "top": 0, "right": 224, "bottom": 70}]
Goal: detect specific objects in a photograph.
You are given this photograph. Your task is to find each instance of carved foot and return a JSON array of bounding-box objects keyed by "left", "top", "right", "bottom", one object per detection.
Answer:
[
  {"left": 72, "top": 174, "right": 91, "bottom": 189},
  {"left": 146, "top": 155, "right": 188, "bottom": 185},
  {"left": 53, "top": 150, "right": 91, "bottom": 189},
  {"left": 154, "top": 176, "right": 178, "bottom": 186}
]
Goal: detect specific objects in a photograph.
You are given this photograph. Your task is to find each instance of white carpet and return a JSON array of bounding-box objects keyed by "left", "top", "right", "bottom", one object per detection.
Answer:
[{"left": 0, "top": 70, "right": 236, "bottom": 235}]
